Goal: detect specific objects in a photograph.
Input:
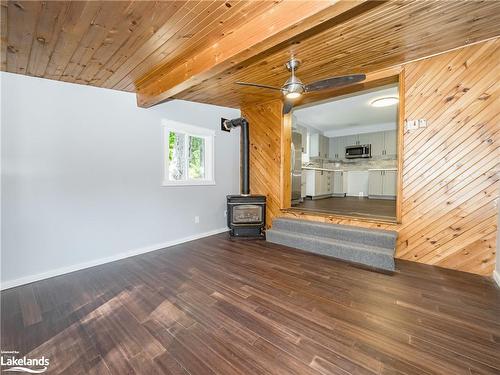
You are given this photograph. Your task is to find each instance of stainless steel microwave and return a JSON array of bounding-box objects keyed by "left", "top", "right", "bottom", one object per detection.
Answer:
[{"left": 345, "top": 144, "right": 371, "bottom": 159}]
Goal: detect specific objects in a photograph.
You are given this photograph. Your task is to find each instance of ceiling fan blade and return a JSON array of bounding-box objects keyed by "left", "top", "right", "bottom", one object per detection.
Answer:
[
  {"left": 236, "top": 82, "right": 282, "bottom": 91},
  {"left": 305, "top": 74, "right": 366, "bottom": 92},
  {"left": 283, "top": 99, "right": 294, "bottom": 115}
]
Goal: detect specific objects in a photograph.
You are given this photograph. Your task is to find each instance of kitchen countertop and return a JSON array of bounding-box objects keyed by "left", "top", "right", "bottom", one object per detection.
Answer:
[{"left": 302, "top": 167, "right": 344, "bottom": 172}]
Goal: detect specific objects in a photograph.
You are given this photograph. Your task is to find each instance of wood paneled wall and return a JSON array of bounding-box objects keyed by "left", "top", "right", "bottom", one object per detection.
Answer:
[
  {"left": 243, "top": 39, "right": 499, "bottom": 276},
  {"left": 398, "top": 39, "right": 499, "bottom": 276},
  {"left": 241, "top": 100, "right": 283, "bottom": 227}
]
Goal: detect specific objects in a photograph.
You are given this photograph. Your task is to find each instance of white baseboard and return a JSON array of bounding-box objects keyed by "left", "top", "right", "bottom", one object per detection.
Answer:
[
  {"left": 0, "top": 227, "right": 228, "bottom": 291},
  {"left": 493, "top": 270, "right": 500, "bottom": 288}
]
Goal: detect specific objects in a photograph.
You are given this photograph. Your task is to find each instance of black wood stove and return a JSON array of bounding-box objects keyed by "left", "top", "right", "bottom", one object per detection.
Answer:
[{"left": 222, "top": 117, "right": 266, "bottom": 238}]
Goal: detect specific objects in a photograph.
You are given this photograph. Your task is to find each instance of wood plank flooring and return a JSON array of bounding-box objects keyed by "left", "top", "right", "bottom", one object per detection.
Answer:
[
  {"left": 293, "top": 197, "right": 397, "bottom": 221},
  {"left": 1, "top": 233, "right": 499, "bottom": 374}
]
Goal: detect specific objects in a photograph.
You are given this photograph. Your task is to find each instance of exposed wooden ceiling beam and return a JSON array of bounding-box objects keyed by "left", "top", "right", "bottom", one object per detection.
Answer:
[{"left": 135, "top": 0, "right": 382, "bottom": 108}]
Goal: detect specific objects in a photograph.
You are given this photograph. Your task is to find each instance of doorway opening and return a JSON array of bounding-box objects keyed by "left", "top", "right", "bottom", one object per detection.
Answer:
[{"left": 289, "top": 82, "right": 400, "bottom": 222}]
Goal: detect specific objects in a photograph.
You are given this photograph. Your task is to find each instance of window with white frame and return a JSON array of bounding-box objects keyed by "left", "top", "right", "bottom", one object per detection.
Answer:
[{"left": 162, "top": 120, "right": 215, "bottom": 186}]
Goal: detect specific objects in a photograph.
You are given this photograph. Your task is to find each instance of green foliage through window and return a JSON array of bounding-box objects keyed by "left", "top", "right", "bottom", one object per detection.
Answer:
[
  {"left": 168, "top": 131, "right": 205, "bottom": 181},
  {"left": 169, "top": 131, "right": 175, "bottom": 161},
  {"left": 189, "top": 136, "right": 205, "bottom": 179}
]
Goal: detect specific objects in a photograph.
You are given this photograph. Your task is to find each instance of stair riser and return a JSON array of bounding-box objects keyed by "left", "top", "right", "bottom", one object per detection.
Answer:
[
  {"left": 266, "top": 231, "right": 395, "bottom": 271},
  {"left": 267, "top": 231, "right": 395, "bottom": 272},
  {"left": 272, "top": 221, "right": 396, "bottom": 249}
]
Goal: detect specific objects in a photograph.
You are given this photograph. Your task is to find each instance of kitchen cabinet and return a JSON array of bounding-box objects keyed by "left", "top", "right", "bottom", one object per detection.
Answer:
[
  {"left": 330, "top": 135, "right": 357, "bottom": 160},
  {"left": 342, "top": 135, "right": 357, "bottom": 148},
  {"left": 357, "top": 133, "right": 373, "bottom": 146},
  {"left": 301, "top": 170, "right": 307, "bottom": 198},
  {"left": 368, "top": 171, "right": 383, "bottom": 196},
  {"left": 310, "top": 133, "right": 329, "bottom": 159},
  {"left": 330, "top": 137, "right": 345, "bottom": 160},
  {"left": 294, "top": 124, "right": 308, "bottom": 153},
  {"left": 368, "top": 132, "right": 385, "bottom": 157},
  {"left": 369, "top": 130, "right": 397, "bottom": 157},
  {"left": 322, "top": 137, "right": 330, "bottom": 159},
  {"left": 305, "top": 170, "right": 332, "bottom": 198},
  {"left": 383, "top": 170, "right": 397, "bottom": 196},
  {"left": 384, "top": 130, "right": 397, "bottom": 156},
  {"left": 368, "top": 170, "right": 397, "bottom": 198},
  {"left": 329, "top": 130, "right": 397, "bottom": 159},
  {"left": 332, "top": 171, "right": 346, "bottom": 196}
]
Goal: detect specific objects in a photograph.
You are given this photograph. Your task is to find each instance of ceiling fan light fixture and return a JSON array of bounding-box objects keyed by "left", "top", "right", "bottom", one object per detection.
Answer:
[
  {"left": 285, "top": 91, "right": 302, "bottom": 99},
  {"left": 371, "top": 97, "right": 399, "bottom": 107}
]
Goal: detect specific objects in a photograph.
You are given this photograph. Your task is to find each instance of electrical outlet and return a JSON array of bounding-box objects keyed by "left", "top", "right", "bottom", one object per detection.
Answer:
[
  {"left": 418, "top": 119, "right": 427, "bottom": 128},
  {"left": 194, "top": 216, "right": 200, "bottom": 224}
]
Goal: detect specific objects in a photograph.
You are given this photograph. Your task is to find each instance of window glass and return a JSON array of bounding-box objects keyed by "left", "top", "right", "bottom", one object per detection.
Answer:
[
  {"left": 168, "top": 131, "right": 186, "bottom": 181},
  {"left": 163, "top": 121, "right": 214, "bottom": 186},
  {"left": 188, "top": 136, "right": 205, "bottom": 179}
]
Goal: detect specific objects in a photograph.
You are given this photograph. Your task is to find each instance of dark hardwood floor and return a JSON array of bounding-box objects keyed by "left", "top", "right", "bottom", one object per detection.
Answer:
[
  {"left": 1, "top": 233, "right": 499, "bottom": 374},
  {"left": 293, "top": 197, "right": 396, "bottom": 221}
]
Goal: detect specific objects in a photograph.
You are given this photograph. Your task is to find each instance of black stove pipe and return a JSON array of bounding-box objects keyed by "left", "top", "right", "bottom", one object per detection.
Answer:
[{"left": 223, "top": 117, "right": 250, "bottom": 196}]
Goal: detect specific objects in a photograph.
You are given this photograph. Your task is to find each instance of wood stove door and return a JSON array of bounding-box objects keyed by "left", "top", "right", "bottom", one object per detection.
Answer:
[{"left": 232, "top": 204, "right": 263, "bottom": 224}]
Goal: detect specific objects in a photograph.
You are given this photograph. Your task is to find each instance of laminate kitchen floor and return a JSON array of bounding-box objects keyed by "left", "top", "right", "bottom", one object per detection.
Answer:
[
  {"left": 1, "top": 233, "right": 499, "bottom": 374},
  {"left": 293, "top": 196, "right": 397, "bottom": 221}
]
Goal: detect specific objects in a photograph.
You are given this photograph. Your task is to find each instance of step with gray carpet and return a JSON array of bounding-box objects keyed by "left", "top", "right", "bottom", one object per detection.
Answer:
[{"left": 267, "top": 218, "right": 397, "bottom": 271}]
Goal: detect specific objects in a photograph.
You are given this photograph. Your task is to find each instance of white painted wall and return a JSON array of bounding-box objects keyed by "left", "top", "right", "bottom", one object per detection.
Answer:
[{"left": 1, "top": 72, "right": 240, "bottom": 288}]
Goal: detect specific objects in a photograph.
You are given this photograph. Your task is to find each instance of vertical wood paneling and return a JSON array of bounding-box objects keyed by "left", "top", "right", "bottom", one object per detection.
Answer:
[
  {"left": 397, "top": 38, "right": 499, "bottom": 275},
  {"left": 244, "top": 39, "right": 499, "bottom": 275},
  {"left": 241, "top": 100, "right": 283, "bottom": 227}
]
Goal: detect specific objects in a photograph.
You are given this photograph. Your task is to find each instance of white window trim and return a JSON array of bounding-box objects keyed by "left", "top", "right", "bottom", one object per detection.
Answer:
[{"left": 162, "top": 119, "right": 216, "bottom": 187}]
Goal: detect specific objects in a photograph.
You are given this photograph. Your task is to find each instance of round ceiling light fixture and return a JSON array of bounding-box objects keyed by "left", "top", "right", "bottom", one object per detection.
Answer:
[
  {"left": 285, "top": 91, "right": 302, "bottom": 99},
  {"left": 370, "top": 96, "right": 399, "bottom": 107}
]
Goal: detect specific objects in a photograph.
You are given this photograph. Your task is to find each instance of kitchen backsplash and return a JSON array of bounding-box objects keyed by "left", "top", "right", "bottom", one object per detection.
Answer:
[{"left": 304, "top": 157, "right": 397, "bottom": 171}]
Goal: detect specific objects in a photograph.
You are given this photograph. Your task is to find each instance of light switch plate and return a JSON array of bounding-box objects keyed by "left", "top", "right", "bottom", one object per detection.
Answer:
[{"left": 405, "top": 120, "right": 418, "bottom": 131}]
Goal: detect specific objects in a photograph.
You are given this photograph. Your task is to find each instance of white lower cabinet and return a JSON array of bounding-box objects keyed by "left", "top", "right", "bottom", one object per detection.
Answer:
[
  {"left": 305, "top": 170, "right": 333, "bottom": 198},
  {"left": 332, "top": 171, "right": 346, "bottom": 196},
  {"left": 368, "top": 170, "right": 397, "bottom": 198},
  {"left": 301, "top": 170, "right": 307, "bottom": 198},
  {"left": 383, "top": 170, "right": 397, "bottom": 196}
]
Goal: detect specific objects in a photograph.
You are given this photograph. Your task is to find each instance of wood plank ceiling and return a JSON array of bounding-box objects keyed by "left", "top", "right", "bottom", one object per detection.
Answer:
[
  {"left": 174, "top": 0, "right": 500, "bottom": 108},
  {"left": 2, "top": 1, "right": 500, "bottom": 109},
  {"left": 1, "top": 0, "right": 278, "bottom": 91}
]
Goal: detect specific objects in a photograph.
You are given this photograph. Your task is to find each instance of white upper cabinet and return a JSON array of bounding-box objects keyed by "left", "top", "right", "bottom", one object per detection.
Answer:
[
  {"left": 357, "top": 133, "right": 372, "bottom": 146},
  {"left": 298, "top": 125, "right": 308, "bottom": 153},
  {"left": 292, "top": 120, "right": 309, "bottom": 154},
  {"left": 310, "top": 133, "right": 329, "bottom": 159},
  {"left": 309, "top": 133, "right": 320, "bottom": 158},
  {"left": 384, "top": 130, "right": 397, "bottom": 156},
  {"left": 342, "top": 135, "right": 357, "bottom": 147},
  {"left": 321, "top": 136, "right": 329, "bottom": 159},
  {"left": 330, "top": 137, "right": 345, "bottom": 160},
  {"left": 368, "top": 132, "right": 385, "bottom": 157}
]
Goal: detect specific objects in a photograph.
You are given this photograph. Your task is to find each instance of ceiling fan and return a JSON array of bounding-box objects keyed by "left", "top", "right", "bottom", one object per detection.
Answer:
[{"left": 236, "top": 58, "right": 366, "bottom": 114}]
